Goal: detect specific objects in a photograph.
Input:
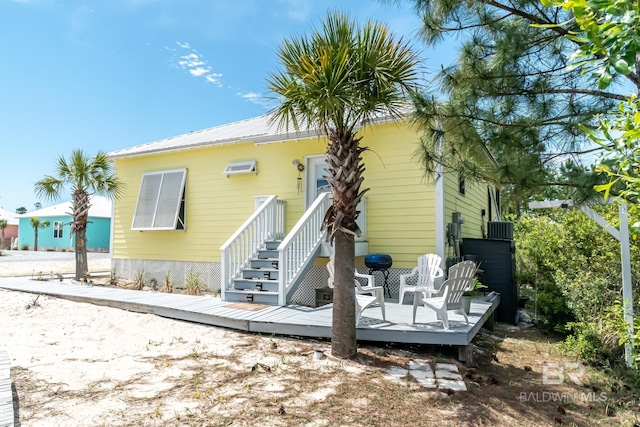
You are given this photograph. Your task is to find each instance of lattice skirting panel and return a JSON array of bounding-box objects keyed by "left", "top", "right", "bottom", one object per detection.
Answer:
[
  {"left": 112, "top": 258, "right": 413, "bottom": 305},
  {"left": 112, "top": 258, "right": 221, "bottom": 293},
  {"left": 289, "top": 266, "right": 414, "bottom": 306}
]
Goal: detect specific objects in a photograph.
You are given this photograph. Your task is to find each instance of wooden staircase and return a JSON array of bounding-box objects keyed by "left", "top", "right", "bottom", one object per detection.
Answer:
[
  {"left": 221, "top": 193, "right": 331, "bottom": 306},
  {"left": 224, "top": 241, "right": 282, "bottom": 305}
]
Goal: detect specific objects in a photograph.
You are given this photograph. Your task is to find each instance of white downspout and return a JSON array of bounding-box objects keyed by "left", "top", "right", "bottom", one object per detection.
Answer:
[{"left": 434, "top": 120, "right": 446, "bottom": 262}]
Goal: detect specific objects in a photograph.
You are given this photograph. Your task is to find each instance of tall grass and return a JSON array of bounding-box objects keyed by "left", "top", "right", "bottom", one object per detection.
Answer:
[{"left": 184, "top": 269, "right": 205, "bottom": 295}]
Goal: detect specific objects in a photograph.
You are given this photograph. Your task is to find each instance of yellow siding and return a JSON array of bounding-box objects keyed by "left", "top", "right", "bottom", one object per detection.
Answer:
[
  {"left": 443, "top": 172, "right": 489, "bottom": 240},
  {"left": 112, "top": 121, "right": 436, "bottom": 269}
]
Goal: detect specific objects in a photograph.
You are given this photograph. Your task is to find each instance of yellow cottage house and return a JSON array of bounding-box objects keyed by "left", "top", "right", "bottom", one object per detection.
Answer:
[{"left": 108, "top": 114, "right": 498, "bottom": 307}]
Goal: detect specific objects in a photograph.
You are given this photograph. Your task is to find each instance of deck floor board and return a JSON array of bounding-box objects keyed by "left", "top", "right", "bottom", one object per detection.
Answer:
[
  {"left": 0, "top": 278, "right": 499, "bottom": 348},
  {"left": 0, "top": 348, "right": 13, "bottom": 427}
]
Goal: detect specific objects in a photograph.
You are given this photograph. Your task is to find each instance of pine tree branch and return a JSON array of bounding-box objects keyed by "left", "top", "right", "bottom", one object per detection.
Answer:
[
  {"left": 541, "top": 146, "right": 608, "bottom": 164},
  {"left": 437, "top": 12, "right": 512, "bottom": 32},
  {"left": 483, "top": 0, "right": 570, "bottom": 36},
  {"left": 483, "top": 88, "right": 626, "bottom": 101}
]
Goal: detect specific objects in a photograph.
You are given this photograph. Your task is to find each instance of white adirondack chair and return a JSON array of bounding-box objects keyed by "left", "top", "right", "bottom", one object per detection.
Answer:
[
  {"left": 326, "top": 260, "right": 386, "bottom": 324},
  {"left": 398, "top": 253, "right": 444, "bottom": 304},
  {"left": 412, "top": 276, "right": 472, "bottom": 329},
  {"left": 447, "top": 260, "right": 479, "bottom": 292}
]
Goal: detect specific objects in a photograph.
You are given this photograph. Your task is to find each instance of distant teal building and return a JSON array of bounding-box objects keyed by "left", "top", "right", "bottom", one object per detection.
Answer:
[{"left": 17, "top": 196, "right": 112, "bottom": 252}]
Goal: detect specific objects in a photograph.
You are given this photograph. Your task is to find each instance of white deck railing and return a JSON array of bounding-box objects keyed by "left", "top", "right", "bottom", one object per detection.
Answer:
[
  {"left": 277, "top": 192, "right": 331, "bottom": 306},
  {"left": 220, "top": 195, "right": 283, "bottom": 299}
]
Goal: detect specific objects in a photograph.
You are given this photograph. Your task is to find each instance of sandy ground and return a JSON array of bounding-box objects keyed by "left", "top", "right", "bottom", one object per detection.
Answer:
[
  {"left": 0, "top": 253, "right": 391, "bottom": 426},
  {"left": 4, "top": 253, "right": 634, "bottom": 426},
  {"left": 2, "top": 286, "right": 385, "bottom": 426},
  {"left": 0, "top": 250, "right": 111, "bottom": 278}
]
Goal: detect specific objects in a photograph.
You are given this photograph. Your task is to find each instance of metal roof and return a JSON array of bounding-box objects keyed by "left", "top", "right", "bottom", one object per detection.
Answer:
[
  {"left": 108, "top": 114, "right": 322, "bottom": 159},
  {"left": 16, "top": 196, "right": 113, "bottom": 219},
  {"left": 107, "top": 111, "right": 406, "bottom": 159},
  {"left": 0, "top": 208, "right": 19, "bottom": 225}
]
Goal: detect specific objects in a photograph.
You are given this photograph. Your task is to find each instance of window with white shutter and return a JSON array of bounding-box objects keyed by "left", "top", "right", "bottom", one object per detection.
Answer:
[{"left": 131, "top": 168, "right": 187, "bottom": 231}]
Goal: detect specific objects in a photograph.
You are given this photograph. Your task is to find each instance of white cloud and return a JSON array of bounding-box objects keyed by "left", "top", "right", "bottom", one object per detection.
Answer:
[
  {"left": 281, "top": 0, "right": 311, "bottom": 22},
  {"left": 240, "top": 92, "right": 260, "bottom": 101},
  {"left": 205, "top": 73, "right": 223, "bottom": 87},
  {"left": 171, "top": 41, "right": 223, "bottom": 87},
  {"left": 189, "top": 67, "right": 209, "bottom": 77},
  {"left": 237, "top": 91, "right": 272, "bottom": 109}
]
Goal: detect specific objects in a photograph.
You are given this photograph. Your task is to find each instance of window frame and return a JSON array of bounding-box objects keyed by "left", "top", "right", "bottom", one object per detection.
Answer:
[
  {"left": 131, "top": 168, "right": 187, "bottom": 231},
  {"left": 53, "top": 221, "right": 64, "bottom": 239}
]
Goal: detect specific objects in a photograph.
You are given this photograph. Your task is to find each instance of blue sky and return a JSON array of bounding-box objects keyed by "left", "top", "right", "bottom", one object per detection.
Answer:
[{"left": 0, "top": 0, "right": 457, "bottom": 212}]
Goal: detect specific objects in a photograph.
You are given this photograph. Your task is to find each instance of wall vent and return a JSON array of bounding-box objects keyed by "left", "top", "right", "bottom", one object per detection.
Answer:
[{"left": 224, "top": 160, "right": 257, "bottom": 176}]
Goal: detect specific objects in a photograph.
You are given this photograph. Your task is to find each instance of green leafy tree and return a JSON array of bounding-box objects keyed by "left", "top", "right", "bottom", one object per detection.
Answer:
[
  {"left": 15, "top": 207, "right": 26, "bottom": 214},
  {"left": 540, "top": 0, "right": 640, "bottom": 225},
  {"left": 582, "top": 95, "right": 640, "bottom": 231},
  {"left": 34, "top": 150, "right": 123, "bottom": 279},
  {"left": 29, "top": 217, "right": 50, "bottom": 251},
  {"left": 0, "top": 219, "right": 7, "bottom": 249},
  {"left": 541, "top": 0, "right": 639, "bottom": 90},
  {"left": 267, "top": 11, "right": 420, "bottom": 358},
  {"left": 396, "top": 0, "right": 630, "bottom": 211}
]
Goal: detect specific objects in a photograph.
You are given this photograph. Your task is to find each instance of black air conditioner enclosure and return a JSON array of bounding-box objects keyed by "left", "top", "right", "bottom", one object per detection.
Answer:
[{"left": 487, "top": 221, "right": 514, "bottom": 240}]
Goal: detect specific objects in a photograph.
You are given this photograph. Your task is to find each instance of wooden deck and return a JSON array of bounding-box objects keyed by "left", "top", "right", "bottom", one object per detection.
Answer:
[
  {"left": 0, "top": 348, "right": 13, "bottom": 427},
  {"left": 0, "top": 277, "right": 499, "bottom": 362}
]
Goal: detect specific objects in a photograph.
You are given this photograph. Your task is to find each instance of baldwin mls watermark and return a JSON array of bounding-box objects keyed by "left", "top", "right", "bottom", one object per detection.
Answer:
[{"left": 517, "top": 362, "right": 608, "bottom": 403}]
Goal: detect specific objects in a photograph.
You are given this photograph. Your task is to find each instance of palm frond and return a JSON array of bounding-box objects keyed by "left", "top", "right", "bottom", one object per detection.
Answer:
[
  {"left": 267, "top": 10, "right": 422, "bottom": 135},
  {"left": 34, "top": 149, "right": 123, "bottom": 203}
]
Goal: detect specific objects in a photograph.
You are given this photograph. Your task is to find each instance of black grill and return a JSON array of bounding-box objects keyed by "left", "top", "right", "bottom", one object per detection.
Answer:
[{"left": 364, "top": 254, "right": 393, "bottom": 270}]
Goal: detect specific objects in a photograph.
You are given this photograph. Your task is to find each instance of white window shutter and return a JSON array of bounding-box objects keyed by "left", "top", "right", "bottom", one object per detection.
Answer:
[
  {"left": 131, "top": 168, "right": 186, "bottom": 230},
  {"left": 154, "top": 170, "right": 186, "bottom": 228}
]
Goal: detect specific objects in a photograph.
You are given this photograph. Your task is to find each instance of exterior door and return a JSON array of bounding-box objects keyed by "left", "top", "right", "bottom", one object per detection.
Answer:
[
  {"left": 305, "top": 155, "right": 366, "bottom": 240},
  {"left": 305, "top": 155, "right": 332, "bottom": 209}
]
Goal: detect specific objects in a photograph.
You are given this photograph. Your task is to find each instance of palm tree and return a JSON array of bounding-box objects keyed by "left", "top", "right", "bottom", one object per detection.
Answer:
[
  {"left": 30, "top": 217, "right": 50, "bottom": 251},
  {"left": 0, "top": 219, "right": 7, "bottom": 249},
  {"left": 34, "top": 150, "right": 123, "bottom": 279},
  {"left": 267, "top": 11, "right": 420, "bottom": 358}
]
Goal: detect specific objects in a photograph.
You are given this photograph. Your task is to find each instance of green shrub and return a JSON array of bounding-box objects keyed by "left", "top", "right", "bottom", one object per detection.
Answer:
[
  {"left": 560, "top": 322, "right": 613, "bottom": 365},
  {"left": 514, "top": 207, "right": 640, "bottom": 366}
]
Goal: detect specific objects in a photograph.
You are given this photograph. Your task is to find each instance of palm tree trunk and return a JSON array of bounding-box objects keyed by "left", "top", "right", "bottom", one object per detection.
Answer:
[
  {"left": 34, "top": 229, "right": 38, "bottom": 251},
  {"left": 325, "top": 129, "right": 368, "bottom": 359},
  {"left": 75, "top": 228, "right": 88, "bottom": 280},
  {"left": 72, "top": 190, "right": 90, "bottom": 280},
  {"left": 331, "top": 232, "right": 357, "bottom": 358}
]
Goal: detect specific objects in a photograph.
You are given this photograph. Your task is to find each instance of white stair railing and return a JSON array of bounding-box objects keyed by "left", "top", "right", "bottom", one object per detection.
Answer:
[
  {"left": 220, "top": 195, "right": 280, "bottom": 300},
  {"left": 275, "top": 199, "right": 286, "bottom": 240},
  {"left": 277, "top": 192, "right": 331, "bottom": 305}
]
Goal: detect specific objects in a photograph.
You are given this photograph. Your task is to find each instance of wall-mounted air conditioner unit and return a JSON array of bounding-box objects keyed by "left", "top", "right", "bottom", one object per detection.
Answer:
[{"left": 224, "top": 160, "right": 257, "bottom": 176}]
